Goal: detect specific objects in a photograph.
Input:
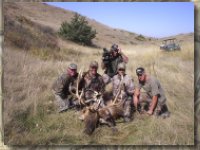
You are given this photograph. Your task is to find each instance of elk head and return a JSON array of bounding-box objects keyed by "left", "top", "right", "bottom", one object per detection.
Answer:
[{"left": 79, "top": 101, "right": 101, "bottom": 135}]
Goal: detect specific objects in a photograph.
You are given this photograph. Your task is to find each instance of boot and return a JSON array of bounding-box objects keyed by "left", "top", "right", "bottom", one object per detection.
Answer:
[{"left": 160, "top": 104, "right": 170, "bottom": 118}]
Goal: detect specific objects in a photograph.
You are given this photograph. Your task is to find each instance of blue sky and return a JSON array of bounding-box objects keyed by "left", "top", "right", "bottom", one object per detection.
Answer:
[{"left": 46, "top": 2, "right": 194, "bottom": 38}]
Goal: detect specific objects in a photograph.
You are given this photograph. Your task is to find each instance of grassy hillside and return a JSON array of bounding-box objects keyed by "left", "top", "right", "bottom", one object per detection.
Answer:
[
  {"left": 4, "top": 2, "right": 157, "bottom": 48},
  {"left": 3, "top": 2, "right": 194, "bottom": 145}
]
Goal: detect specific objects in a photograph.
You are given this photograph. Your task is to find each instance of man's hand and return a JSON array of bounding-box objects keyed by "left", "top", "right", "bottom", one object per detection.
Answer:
[
  {"left": 147, "top": 110, "right": 153, "bottom": 115},
  {"left": 118, "top": 47, "right": 128, "bottom": 63},
  {"left": 148, "top": 95, "right": 158, "bottom": 115},
  {"left": 118, "top": 47, "right": 122, "bottom": 54}
]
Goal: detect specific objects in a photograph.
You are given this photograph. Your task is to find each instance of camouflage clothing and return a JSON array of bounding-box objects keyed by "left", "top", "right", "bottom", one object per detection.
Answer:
[
  {"left": 53, "top": 94, "right": 77, "bottom": 113},
  {"left": 79, "top": 71, "right": 105, "bottom": 100},
  {"left": 102, "top": 74, "right": 111, "bottom": 85},
  {"left": 52, "top": 73, "right": 78, "bottom": 112},
  {"left": 103, "top": 55, "right": 124, "bottom": 78},
  {"left": 123, "top": 100, "right": 132, "bottom": 122},
  {"left": 112, "top": 74, "right": 134, "bottom": 121},
  {"left": 112, "top": 74, "right": 134, "bottom": 100}
]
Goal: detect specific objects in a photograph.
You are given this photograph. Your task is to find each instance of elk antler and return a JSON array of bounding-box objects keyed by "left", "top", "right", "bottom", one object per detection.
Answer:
[
  {"left": 69, "top": 69, "right": 86, "bottom": 105},
  {"left": 94, "top": 97, "right": 102, "bottom": 111},
  {"left": 80, "top": 89, "right": 102, "bottom": 104},
  {"left": 112, "top": 74, "right": 124, "bottom": 104},
  {"left": 84, "top": 89, "right": 101, "bottom": 101}
]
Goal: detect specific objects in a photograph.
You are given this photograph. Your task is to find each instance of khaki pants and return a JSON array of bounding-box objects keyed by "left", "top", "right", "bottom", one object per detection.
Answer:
[
  {"left": 123, "top": 96, "right": 133, "bottom": 121},
  {"left": 139, "top": 92, "right": 168, "bottom": 115}
]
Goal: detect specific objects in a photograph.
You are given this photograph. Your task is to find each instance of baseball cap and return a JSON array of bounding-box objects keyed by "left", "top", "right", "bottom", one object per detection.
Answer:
[
  {"left": 110, "top": 44, "right": 118, "bottom": 52},
  {"left": 90, "top": 61, "right": 98, "bottom": 68},
  {"left": 117, "top": 63, "right": 126, "bottom": 70},
  {"left": 136, "top": 67, "right": 145, "bottom": 76},
  {"left": 68, "top": 63, "right": 77, "bottom": 70}
]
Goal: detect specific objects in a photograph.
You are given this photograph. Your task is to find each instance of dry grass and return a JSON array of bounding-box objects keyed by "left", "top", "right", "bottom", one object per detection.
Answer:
[
  {"left": 3, "top": 40, "right": 194, "bottom": 145},
  {"left": 2, "top": 2, "right": 194, "bottom": 146},
  {"left": 4, "top": 14, "right": 59, "bottom": 51}
]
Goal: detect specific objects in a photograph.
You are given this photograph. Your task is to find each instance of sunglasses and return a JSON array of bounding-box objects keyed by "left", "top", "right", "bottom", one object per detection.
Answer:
[
  {"left": 118, "top": 68, "right": 125, "bottom": 71},
  {"left": 137, "top": 73, "right": 143, "bottom": 77},
  {"left": 91, "top": 66, "right": 98, "bottom": 69},
  {"left": 69, "top": 69, "right": 77, "bottom": 72}
]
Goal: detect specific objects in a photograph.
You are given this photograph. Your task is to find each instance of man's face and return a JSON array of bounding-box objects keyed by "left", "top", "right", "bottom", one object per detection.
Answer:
[
  {"left": 112, "top": 50, "right": 118, "bottom": 57},
  {"left": 118, "top": 68, "right": 125, "bottom": 76},
  {"left": 68, "top": 68, "right": 77, "bottom": 77},
  {"left": 138, "top": 73, "right": 146, "bottom": 82},
  {"left": 90, "top": 66, "right": 98, "bottom": 75}
]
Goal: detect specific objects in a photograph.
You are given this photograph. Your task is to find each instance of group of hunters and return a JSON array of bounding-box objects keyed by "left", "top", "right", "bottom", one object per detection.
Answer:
[{"left": 52, "top": 44, "right": 170, "bottom": 122}]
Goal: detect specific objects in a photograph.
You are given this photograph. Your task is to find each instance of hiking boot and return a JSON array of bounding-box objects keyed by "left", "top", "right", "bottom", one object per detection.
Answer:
[{"left": 160, "top": 111, "right": 170, "bottom": 119}]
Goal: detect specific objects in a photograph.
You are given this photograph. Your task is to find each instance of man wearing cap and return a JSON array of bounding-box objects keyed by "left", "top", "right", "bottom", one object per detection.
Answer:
[
  {"left": 101, "top": 44, "right": 129, "bottom": 84},
  {"left": 52, "top": 63, "right": 79, "bottom": 113},
  {"left": 79, "top": 61, "right": 105, "bottom": 102},
  {"left": 134, "top": 67, "right": 170, "bottom": 117},
  {"left": 112, "top": 62, "right": 134, "bottom": 122}
]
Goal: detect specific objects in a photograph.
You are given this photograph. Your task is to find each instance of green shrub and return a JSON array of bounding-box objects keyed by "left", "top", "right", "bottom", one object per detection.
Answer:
[
  {"left": 135, "top": 34, "right": 146, "bottom": 41},
  {"left": 59, "top": 13, "right": 97, "bottom": 46}
]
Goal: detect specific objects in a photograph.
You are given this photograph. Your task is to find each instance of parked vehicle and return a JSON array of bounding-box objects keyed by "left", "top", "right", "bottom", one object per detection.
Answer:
[{"left": 160, "top": 38, "right": 181, "bottom": 51}]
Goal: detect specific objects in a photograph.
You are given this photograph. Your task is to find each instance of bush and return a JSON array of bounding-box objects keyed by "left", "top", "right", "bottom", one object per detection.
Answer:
[
  {"left": 135, "top": 34, "right": 146, "bottom": 41},
  {"left": 59, "top": 13, "right": 97, "bottom": 46}
]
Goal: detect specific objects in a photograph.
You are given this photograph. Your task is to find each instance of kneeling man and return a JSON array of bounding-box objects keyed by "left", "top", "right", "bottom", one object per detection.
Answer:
[{"left": 134, "top": 67, "right": 170, "bottom": 118}]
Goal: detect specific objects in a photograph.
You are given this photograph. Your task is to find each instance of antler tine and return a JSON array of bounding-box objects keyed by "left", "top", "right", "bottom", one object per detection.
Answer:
[
  {"left": 76, "top": 69, "right": 82, "bottom": 95},
  {"left": 69, "top": 81, "right": 82, "bottom": 104},
  {"left": 69, "top": 69, "right": 86, "bottom": 106},
  {"left": 85, "top": 89, "right": 98, "bottom": 95},
  {"left": 97, "top": 98, "right": 101, "bottom": 108},
  {"left": 69, "top": 82, "right": 77, "bottom": 98},
  {"left": 80, "top": 89, "right": 86, "bottom": 105},
  {"left": 113, "top": 74, "right": 124, "bottom": 104},
  {"left": 94, "top": 97, "right": 101, "bottom": 111},
  {"left": 84, "top": 89, "right": 99, "bottom": 102},
  {"left": 77, "top": 69, "right": 86, "bottom": 105},
  {"left": 94, "top": 91, "right": 99, "bottom": 95},
  {"left": 113, "top": 88, "right": 121, "bottom": 104}
]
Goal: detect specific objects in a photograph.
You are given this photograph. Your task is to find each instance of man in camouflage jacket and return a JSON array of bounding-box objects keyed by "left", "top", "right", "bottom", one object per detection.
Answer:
[
  {"left": 52, "top": 63, "right": 79, "bottom": 113},
  {"left": 112, "top": 62, "right": 135, "bottom": 122},
  {"left": 79, "top": 61, "right": 105, "bottom": 104}
]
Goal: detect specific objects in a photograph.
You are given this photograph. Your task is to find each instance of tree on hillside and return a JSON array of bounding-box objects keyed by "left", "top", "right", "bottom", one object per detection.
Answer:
[{"left": 59, "top": 13, "right": 97, "bottom": 46}]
